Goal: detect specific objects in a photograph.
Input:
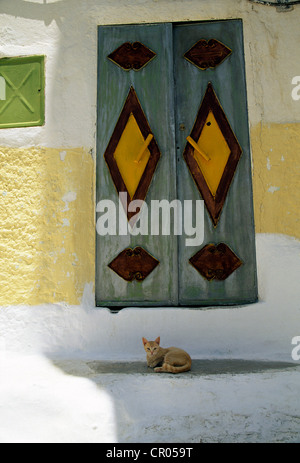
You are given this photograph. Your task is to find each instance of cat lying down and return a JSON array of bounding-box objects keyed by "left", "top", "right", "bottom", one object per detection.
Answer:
[{"left": 142, "top": 336, "right": 192, "bottom": 373}]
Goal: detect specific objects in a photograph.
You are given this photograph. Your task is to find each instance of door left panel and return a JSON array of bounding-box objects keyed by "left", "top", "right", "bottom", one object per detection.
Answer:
[{"left": 96, "top": 24, "right": 177, "bottom": 306}]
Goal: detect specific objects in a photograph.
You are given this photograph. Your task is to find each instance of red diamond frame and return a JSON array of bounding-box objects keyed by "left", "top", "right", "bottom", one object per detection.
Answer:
[
  {"left": 104, "top": 86, "right": 161, "bottom": 222},
  {"left": 183, "top": 83, "right": 242, "bottom": 226}
]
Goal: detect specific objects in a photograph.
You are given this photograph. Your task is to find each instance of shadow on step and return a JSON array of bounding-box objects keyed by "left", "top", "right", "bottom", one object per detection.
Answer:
[{"left": 54, "top": 358, "right": 299, "bottom": 377}]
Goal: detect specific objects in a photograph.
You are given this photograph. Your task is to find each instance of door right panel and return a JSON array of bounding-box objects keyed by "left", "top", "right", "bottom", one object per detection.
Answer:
[{"left": 174, "top": 20, "right": 258, "bottom": 305}]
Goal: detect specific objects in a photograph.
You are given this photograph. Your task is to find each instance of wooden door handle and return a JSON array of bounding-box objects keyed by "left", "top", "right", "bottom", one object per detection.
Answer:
[
  {"left": 134, "top": 133, "right": 153, "bottom": 163},
  {"left": 186, "top": 136, "right": 210, "bottom": 162}
]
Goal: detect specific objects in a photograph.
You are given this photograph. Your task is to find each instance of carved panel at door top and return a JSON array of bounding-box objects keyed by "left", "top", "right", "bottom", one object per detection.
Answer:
[
  {"left": 184, "top": 39, "right": 231, "bottom": 70},
  {"left": 108, "top": 42, "right": 156, "bottom": 71}
]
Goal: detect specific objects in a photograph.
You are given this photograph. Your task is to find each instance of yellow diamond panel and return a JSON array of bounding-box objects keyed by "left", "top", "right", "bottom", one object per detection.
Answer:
[
  {"left": 113, "top": 113, "right": 150, "bottom": 199},
  {"left": 194, "top": 111, "right": 231, "bottom": 197}
]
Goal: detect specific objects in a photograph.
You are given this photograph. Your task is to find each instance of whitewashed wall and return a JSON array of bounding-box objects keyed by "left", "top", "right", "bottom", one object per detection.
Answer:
[
  {"left": 0, "top": 0, "right": 299, "bottom": 362},
  {"left": 1, "top": 0, "right": 300, "bottom": 149}
]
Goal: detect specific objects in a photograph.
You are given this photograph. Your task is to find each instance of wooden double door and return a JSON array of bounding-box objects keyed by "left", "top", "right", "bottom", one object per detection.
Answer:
[{"left": 96, "top": 20, "right": 258, "bottom": 307}]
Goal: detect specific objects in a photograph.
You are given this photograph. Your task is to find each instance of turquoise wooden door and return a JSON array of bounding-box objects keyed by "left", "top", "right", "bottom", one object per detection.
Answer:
[
  {"left": 96, "top": 23, "right": 178, "bottom": 306},
  {"left": 96, "top": 20, "right": 258, "bottom": 307},
  {"left": 174, "top": 20, "right": 257, "bottom": 305}
]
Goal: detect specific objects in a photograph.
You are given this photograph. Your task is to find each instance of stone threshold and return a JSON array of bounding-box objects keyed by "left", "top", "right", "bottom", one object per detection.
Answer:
[{"left": 52, "top": 358, "right": 299, "bottom": 377}]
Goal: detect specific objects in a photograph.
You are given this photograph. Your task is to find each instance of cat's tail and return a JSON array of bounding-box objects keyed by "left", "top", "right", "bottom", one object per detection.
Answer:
[{"left": 155, "top": 360, "right": 192, "bottom": 374}]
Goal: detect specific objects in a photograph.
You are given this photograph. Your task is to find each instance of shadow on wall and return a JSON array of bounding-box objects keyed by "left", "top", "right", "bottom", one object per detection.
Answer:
[
  {"left": 2, "top": 0, "right": 68, "bottom": 27},
  {"left": 1, "top": 0, "right": 102, "bottom": 147},
  {"left": 0, "top": 0, "right": 96, "bottom": 305}
]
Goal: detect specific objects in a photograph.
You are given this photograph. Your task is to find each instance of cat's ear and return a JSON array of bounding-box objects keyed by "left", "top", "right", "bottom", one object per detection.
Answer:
[
  {"left": 142, "top": 337, "right": 148, "bottom": 346},
  {"left": 155, "top": 337, "right": 160, "bottom": 345}
]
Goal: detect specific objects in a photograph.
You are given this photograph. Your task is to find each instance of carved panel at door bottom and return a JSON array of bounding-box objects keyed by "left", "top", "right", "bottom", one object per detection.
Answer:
[
  {"left": 108, "top": 246, "right": 159, "bottom": 282},
  {"left": 189, "top": 243, "right": 242, "bottom": 281}
]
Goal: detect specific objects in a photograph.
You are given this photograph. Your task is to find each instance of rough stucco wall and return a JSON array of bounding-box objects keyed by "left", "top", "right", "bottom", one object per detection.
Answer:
[
  {"left": 0, "top": 0, "right": 299, "bottom": 305},
  {"left": 252, "top": 123, "right": 300, "bottom": 238},
  {"left": 0, "top": 147, "right": 94, "bottom": 305}
]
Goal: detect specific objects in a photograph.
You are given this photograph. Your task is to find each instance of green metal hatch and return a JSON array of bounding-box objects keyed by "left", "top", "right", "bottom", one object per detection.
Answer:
[{"left": 0, "top": 55, "right": 45, "bottom": 129}]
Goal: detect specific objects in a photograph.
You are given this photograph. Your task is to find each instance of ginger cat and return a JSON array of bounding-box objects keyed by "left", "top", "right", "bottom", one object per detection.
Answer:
[{"left": 142, "top": 336, "right": 192, "bottom": 374}]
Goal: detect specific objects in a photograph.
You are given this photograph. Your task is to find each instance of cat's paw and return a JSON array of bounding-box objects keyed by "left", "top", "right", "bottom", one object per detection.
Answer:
[{"left": 154, "top": 367, "right": 163, "bottom": 372}]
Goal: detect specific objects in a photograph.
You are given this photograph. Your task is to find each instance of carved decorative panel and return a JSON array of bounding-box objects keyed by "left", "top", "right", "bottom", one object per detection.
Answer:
[
  {"left": 104, "top": 86, "right": 161, "bottom": 221},
  {"left": 108, "top": 247, "right": 159, "bottom": 282},
  {"left": 108, "top": 42, "right": 156, "bottom": 71},
  {"left": 189, "top": 243, "right": 242, "bottom": 281},
  {"left": 183, "top": 83, "right": 242, "bottom": 226},
  {"left": 184, "top": 39, "right": 231, "bottom": 70}
]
